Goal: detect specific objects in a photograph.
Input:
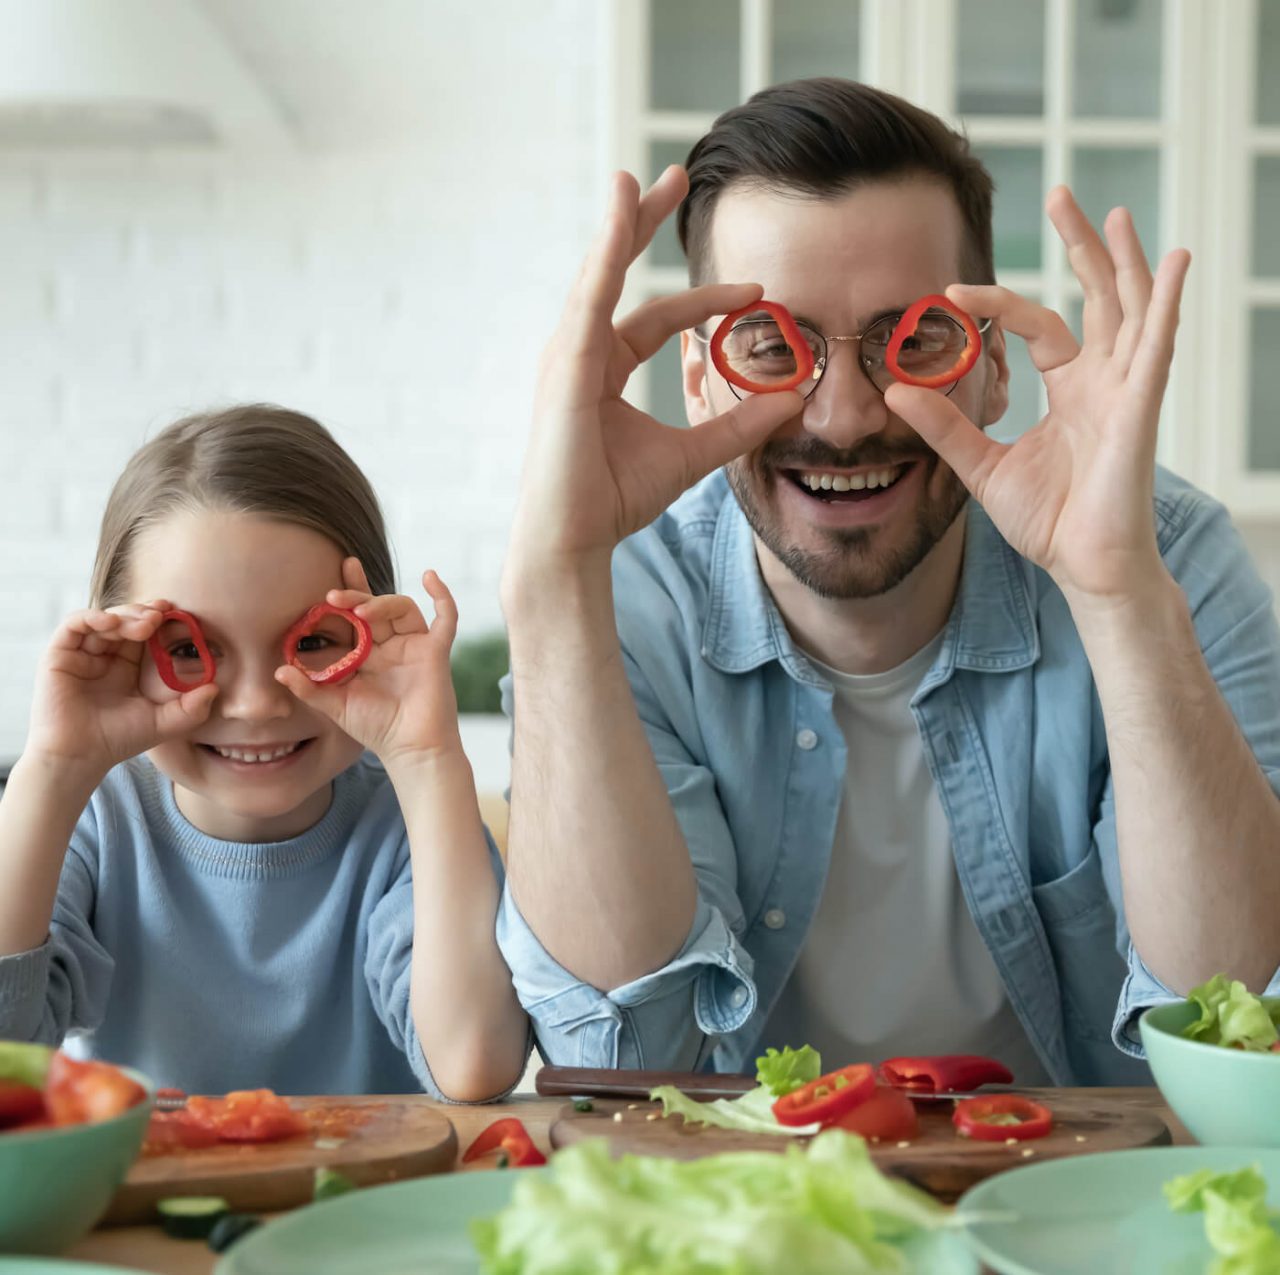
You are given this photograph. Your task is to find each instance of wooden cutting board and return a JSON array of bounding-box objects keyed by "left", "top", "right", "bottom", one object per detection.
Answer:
[
  {"left": 103, "top": 1095, "right": 456, "bottom": 1225},
  {"left": 550, "top": 1087, "right": 1171, "bottom": 1202}
]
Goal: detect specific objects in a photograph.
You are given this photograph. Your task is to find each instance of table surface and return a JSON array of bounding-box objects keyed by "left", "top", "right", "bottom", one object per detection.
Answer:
[{"left": 68, "top": 1089, "right": 1191, "bottom": 1275}]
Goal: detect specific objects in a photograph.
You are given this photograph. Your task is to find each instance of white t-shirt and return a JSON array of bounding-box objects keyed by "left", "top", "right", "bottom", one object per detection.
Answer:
[{"left": 762, "top": 634, "right": 1051, "bottom": 1086}]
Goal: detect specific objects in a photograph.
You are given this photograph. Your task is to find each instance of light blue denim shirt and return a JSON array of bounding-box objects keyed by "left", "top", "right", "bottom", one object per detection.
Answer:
[{"left": 497, "top": 467, "right": 1280, "bottom": 1085}]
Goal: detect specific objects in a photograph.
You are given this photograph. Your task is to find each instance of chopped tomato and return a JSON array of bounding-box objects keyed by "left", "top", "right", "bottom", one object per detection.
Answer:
[
  {"left": 772, "top": 1063, "right": 877, "bottom": 1127},
  {"left": 182, "top": 1089, "right": 308, "bottom": 1142},
  {"left": 143, "top": 1110, "right": 222, "bottom": 1152},
  {"left": 0, "top": 1079, "right": 46, "bottom": 1130},
  {"left": 44, "top": 1053, "right": 146, "bottom": 1126},
  {"left": 829, "top": 1085, "right": 920, "bottom": 1142},
  {"left": 953, "top": 1094, "right": 1053, "bottom": 1142}
]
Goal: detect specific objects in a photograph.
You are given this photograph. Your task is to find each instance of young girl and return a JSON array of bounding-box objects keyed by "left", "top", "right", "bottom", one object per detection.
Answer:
[{"left": 0, "top": 404, "right": 528, "bottom": 1101}]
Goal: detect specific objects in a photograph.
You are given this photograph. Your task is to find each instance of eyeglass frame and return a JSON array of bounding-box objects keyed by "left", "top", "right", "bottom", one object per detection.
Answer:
[{"left": 693, "top": 305, "right": 994, "bottom": 401}]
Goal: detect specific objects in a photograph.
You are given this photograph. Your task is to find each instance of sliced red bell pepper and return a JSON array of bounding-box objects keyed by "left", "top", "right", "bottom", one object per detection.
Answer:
[
  {"left": 953, "top": 1094, "right": 1053, "bottom": 1142},
  {"left": 885, "top": 294, "right": 982, "bottom": 389},
  {"left": 147, "top": 609, "right": 215, "bottom": 692},
  {"left": 879, "top": 1054, "right": 1013, "bottom": 1094},
  {"left": 461, "top": 1116, "right": 546, "bottom": 1168},
  {"left": 829, "top": 1084, "right": 919, "bottom": 1142},
  {"left": 770, "top": 1062, "right": 876, "bottom": 1127},
  {"left": 281, "top": 603, "right": 373, "bottom": 686},
  {"left": 709, "top": 300, "right": 816, "bottom": 395},
  {"left": 0, "top": 1079, "right": 46, "bottom": 1130}
]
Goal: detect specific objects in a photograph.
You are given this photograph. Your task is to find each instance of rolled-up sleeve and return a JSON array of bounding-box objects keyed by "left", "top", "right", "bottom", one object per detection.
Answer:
[{"left": 1110, "top": 487, "right": 1280, "bottom": 1056}]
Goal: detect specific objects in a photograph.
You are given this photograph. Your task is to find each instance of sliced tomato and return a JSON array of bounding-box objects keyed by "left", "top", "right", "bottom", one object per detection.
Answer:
[
  {"left": 0, "top": 1079, "right": 46, "bottom": 1130},
  {"left": 44, "top": 1054, "right": 146, "bottom": 1126},
  {"left": 183, "top": 1089, "right": 308, "bottom": 1142},
  {"left": 829, "top": 1084, "right": 920, "bottom": 1142},
  {"left": 143, "top": 1110, "right": 222, "bottom": 1152}
]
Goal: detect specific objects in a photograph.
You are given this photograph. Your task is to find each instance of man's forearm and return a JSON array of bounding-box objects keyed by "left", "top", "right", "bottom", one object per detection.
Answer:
[
  {"left": 503, "top": 560, "right": 697, "bottom": 991},
  {"left": 1072, "top": 571, "right": 1280, "bottom": 994}
]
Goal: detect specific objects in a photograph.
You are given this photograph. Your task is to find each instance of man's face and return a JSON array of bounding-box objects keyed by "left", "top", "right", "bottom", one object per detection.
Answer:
[{"left": 683, "top": 178, "right": 1008, "bottom": 600}]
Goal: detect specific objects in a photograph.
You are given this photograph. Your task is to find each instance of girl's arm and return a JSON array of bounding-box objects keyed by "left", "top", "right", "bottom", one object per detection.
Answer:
[
  {"left": 0, "top": 604, "right": 217, "bottom": 958},
  {"left": 278, "top": 563, "right": 527, "bottom": 1101}
]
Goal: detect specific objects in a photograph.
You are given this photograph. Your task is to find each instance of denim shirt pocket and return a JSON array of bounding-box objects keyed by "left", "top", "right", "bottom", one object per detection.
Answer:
[{"left": 1030, "top": 844, "right": 1125, "bottom": 1044}]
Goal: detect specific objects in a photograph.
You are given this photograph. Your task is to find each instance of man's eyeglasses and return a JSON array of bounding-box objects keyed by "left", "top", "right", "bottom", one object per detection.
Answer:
[{"left": 699, "top": 295, "right": 991, "bottom": 401}]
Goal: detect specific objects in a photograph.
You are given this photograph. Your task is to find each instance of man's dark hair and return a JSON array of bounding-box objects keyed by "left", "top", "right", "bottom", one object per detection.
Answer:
[{"left": 678, "top": 77, "right": 995, "bottom": 287}]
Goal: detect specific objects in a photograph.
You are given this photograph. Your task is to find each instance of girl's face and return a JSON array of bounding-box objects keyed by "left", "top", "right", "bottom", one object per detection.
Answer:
[{"left": 129, "top": 508, "right": 366, "bottom": 842}]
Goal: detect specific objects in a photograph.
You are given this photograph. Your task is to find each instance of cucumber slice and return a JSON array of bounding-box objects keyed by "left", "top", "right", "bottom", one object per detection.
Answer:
[
  {"left": 157, "top": 1195, "right": 230, "bottom": 1240},
  {"left": 207, "top": 1213, "right": 263, "bottom": 1252}
]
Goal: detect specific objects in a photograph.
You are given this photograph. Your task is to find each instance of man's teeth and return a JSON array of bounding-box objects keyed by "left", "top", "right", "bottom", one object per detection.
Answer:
[
  {"left": 213, "top": 743, "right": 300, "bottom": 763},
  {"left": 800, "top": 465, "right": 904, "bottom": 492}
]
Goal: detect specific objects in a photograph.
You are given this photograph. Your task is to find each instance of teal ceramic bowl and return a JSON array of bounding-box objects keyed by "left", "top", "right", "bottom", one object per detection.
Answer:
[
  {"left": 1140, "top": 1000, "right": 1280, "bottom": 1145},
  {"left": 0, "top": 1068, "right": 153, "bottom": 1255}
]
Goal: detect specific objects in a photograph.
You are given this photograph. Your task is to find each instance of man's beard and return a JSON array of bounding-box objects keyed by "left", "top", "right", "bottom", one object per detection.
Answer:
[{"left": 726, "top": 438, "right": 969, "bottom": 600}]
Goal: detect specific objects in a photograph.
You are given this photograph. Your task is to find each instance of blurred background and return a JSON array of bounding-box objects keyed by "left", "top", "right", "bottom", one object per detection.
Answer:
[{"left": 0, "top": 0, "right": 1277, "bottom": 796}]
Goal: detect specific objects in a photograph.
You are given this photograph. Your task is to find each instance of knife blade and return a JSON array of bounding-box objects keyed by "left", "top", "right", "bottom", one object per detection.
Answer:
[{"left": 534, "top": 1065, "right": 1017, "bottom": 1102}]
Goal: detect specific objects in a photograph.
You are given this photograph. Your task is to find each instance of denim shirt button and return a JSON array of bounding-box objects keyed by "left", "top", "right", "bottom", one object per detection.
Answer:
[
  {"left": 796, "top": 729, "right": 818, "bottom": 750},
  {"left": 763, "top": 908, "right": 786, "bottom": 930}
]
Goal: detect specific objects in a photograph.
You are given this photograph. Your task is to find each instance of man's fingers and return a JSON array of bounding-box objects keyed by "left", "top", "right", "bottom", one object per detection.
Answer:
[
  {"left": 1104, "top": 207, "right": 1156, "bottom": 370},
  {"left": 614, "top": 283, "right": 765, "bottom": 376},
  {"left": 1127, "top": 247, "right": 1191, "bottom": 402},
  {"left": 946, "top": 283, "right": 1078, "bottom": 374},
  {"left": 1047, "top": 185, "right": 1123, "bottom": 352},
  {"left": 679, "top": 391, "right": 801, "bottom": 484},
  {"left": 884, "top": 382, "right": 1006, "bottom": 500},
  {"left": 631, "top": 165, "right": 689, "bottom": 261}
]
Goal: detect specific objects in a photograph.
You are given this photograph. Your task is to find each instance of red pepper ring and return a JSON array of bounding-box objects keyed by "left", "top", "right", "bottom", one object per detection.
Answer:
[
  {"left": 709, "top": 300, "right": 816, "bottom": 395},
  {"left": 281, "top": 603, "right": 373, "bottom": 686},
  {"left": 770, "top": 1061, "right": 877, "bottom": 1127},
  {"left": 879, "top": 1054, "right": 1014, "bottom": 1094},
  {"left": 461, "top": 1116, "right": 547, "bottom": 1168},
  {"left": 885, "top": 293, "right": 982, "bottom": 389},
  {"left": 146, "top": 609, "right": 216, "bottom": 693},
  {"left": 953, "top": 1095, "right": 1054, "bottom": 1142}
]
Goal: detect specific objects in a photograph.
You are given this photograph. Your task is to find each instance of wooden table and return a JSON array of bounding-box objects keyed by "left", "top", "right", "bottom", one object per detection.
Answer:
[{"left": 67, "top": 1091, "right": 1191, "bottom": 1275}]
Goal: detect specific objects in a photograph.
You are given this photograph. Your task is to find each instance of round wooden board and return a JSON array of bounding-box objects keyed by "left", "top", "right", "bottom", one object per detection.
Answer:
[
  {"left": 550, "top": 1087, "right": 1172, "bottom": 1202},
  {"left": 105, "top": 1095, "right": 457, "bottom": 1224}
]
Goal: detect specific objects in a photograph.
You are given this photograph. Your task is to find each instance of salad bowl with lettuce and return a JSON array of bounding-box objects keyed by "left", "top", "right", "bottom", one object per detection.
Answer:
[{"left": 1140, "top": 975, "right": 1280, "bottom": 1146}]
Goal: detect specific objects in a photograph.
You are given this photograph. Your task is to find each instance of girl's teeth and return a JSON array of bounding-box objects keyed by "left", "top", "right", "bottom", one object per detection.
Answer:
[{"left": 214, "top": 744, "right": 299, "bottom": 763}]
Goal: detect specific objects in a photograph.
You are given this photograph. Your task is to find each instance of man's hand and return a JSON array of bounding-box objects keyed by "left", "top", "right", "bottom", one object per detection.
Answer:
[
  {"left": 886, "top": 185, "right": 1192, "bottom": 610},
  {"left": 504, "top": 166, "right": 800, "bottom": 593}
]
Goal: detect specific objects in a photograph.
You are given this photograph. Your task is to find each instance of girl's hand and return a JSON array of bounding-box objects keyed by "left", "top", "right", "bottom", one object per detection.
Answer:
[
  {"left": 885, "top": 186, "right": 1192, "bottom": 612},
  {"left": 26, "top": 602, "right": 219, "bottom": 777},
  {"left": 274, "top": 560, "right": 464, "bottom": 768}
]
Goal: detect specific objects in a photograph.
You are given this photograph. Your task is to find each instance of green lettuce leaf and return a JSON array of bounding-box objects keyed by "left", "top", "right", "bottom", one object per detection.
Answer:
[
  {"left": 0, "top": 1041, "right": 53, "bottom": 1088},
  {"left": 1165, "top": 1165, "right": 1280, "bottom": 1275},
  {"left": 472, "top": 1130, "right": 946, "bottom": 1274},
  {"left": 1183, "top": 976, "right": 1280, "bottom": 1052},
  {"left": 755, "top": 1045, "right": 822, "bottom": 1096},
  {"left": 649, "top": 1083, "right": 819, "bottom": 1136}
]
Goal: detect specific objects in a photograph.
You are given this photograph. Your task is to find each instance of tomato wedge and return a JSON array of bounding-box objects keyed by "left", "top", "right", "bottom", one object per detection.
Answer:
[
  {"left": 461, "top": 1117, "right": 546, "bottom": 1167},
  {"left": 953, "top": 1095, "right": 1053, "bottom": 1142},
  {"left": 771, "top": 1062, "right": 877, "bottom": 1127},
  {"left": 829, "top": 1084, "right": 919, "bottom": 1142}
]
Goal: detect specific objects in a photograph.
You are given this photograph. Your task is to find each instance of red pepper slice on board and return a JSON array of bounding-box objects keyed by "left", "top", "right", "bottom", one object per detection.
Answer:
[
  {"left": 953, "top": 1094, "right": 1053, "bottom": 1142},
  {"left": 879, "top": 1054, "right": 1014, "bottom": 1094},
  {"left": 770, "top": 1062, "right": 877, "bottom": 1127},
  {"left": 281, "top": 603, "right": 373, "bottom": 686},
  {"left": 829, "top": 1084, "right": 919, "bottom": 1142},
  {"left": 462, "top": 1117, "right": 546, "bottom": 1167},
  {"left": 885, "top": 294, "right": 982, "bottom": 389},
  {"left": 147, "top": 609, "right": 216, "bottom": 693},
  {"left": 709, "top": 300, "right": 816, "bottom": 395},
  {"left": 0, "top": 1079, "right": 46, "bottom": 1130}
]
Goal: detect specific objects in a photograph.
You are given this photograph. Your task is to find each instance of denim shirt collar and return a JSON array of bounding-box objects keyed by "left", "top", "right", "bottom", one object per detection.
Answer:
[{"left": 701, "top": 493, "right": 1041, "bottom": 687}]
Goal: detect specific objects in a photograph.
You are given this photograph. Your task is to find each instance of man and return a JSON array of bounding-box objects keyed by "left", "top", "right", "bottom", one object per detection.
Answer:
[{"left": 496, "top": 79, "right": 1280, "bottom": 1085}]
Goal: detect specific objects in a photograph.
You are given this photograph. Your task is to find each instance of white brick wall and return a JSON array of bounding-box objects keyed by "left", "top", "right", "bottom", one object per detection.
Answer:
[{"left": 0, "top": 3, "right": 603, "bottom": 765}]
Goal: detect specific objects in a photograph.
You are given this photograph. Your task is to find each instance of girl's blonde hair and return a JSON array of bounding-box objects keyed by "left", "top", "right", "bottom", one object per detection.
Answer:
[{"left": 90, "top": 404, "right": 395, "bottom": 607}]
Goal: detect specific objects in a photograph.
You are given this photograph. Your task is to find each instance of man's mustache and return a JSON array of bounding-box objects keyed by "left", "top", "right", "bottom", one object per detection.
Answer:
[{"left": 756, "top": 438, "right": 935, "bottom": 470}]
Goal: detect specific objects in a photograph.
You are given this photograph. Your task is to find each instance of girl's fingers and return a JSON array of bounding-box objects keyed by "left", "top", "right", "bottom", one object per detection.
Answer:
[
  {"left": 1047, "top": 186, "right": 1124, "bottom": 352},
  {"left": 341, "top": 557, "right": 372, "bottom": 593},
  {"left": 420, "top": 570, "right": 458, "bottom": 645},
  {"left": 326, "top": 587, "right": 375, "bottom": 612},
  {"left": 274, "top": 663, "right": 339, "bottom": 713},
  {"left": 354, "top": 592, "right": 428, "bottom": 641},
  {"left": 946, "top": 283, "right": 1079, "bottom": 374},
  {"left": 153, "top": 683, "right": 219, "bottom": 737}
]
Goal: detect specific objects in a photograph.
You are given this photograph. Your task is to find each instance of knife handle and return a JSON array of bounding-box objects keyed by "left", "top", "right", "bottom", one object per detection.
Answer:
[{"left": 534, "top": 1066, "right": 756, "bottom": 1099}]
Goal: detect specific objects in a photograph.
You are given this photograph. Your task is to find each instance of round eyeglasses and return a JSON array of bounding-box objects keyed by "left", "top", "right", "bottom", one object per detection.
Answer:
[{"left": 703, "top": 294, "right": 991, "bottom": 401}]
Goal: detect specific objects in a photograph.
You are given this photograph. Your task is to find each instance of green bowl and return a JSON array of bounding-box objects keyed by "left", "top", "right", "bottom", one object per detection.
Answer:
[
  {"left": 0, "top": 1067, "right": 153, "bottom": 1254},
  {"left": 1140, "top": 1000, "right": 1280, "bottom": 1145}
]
